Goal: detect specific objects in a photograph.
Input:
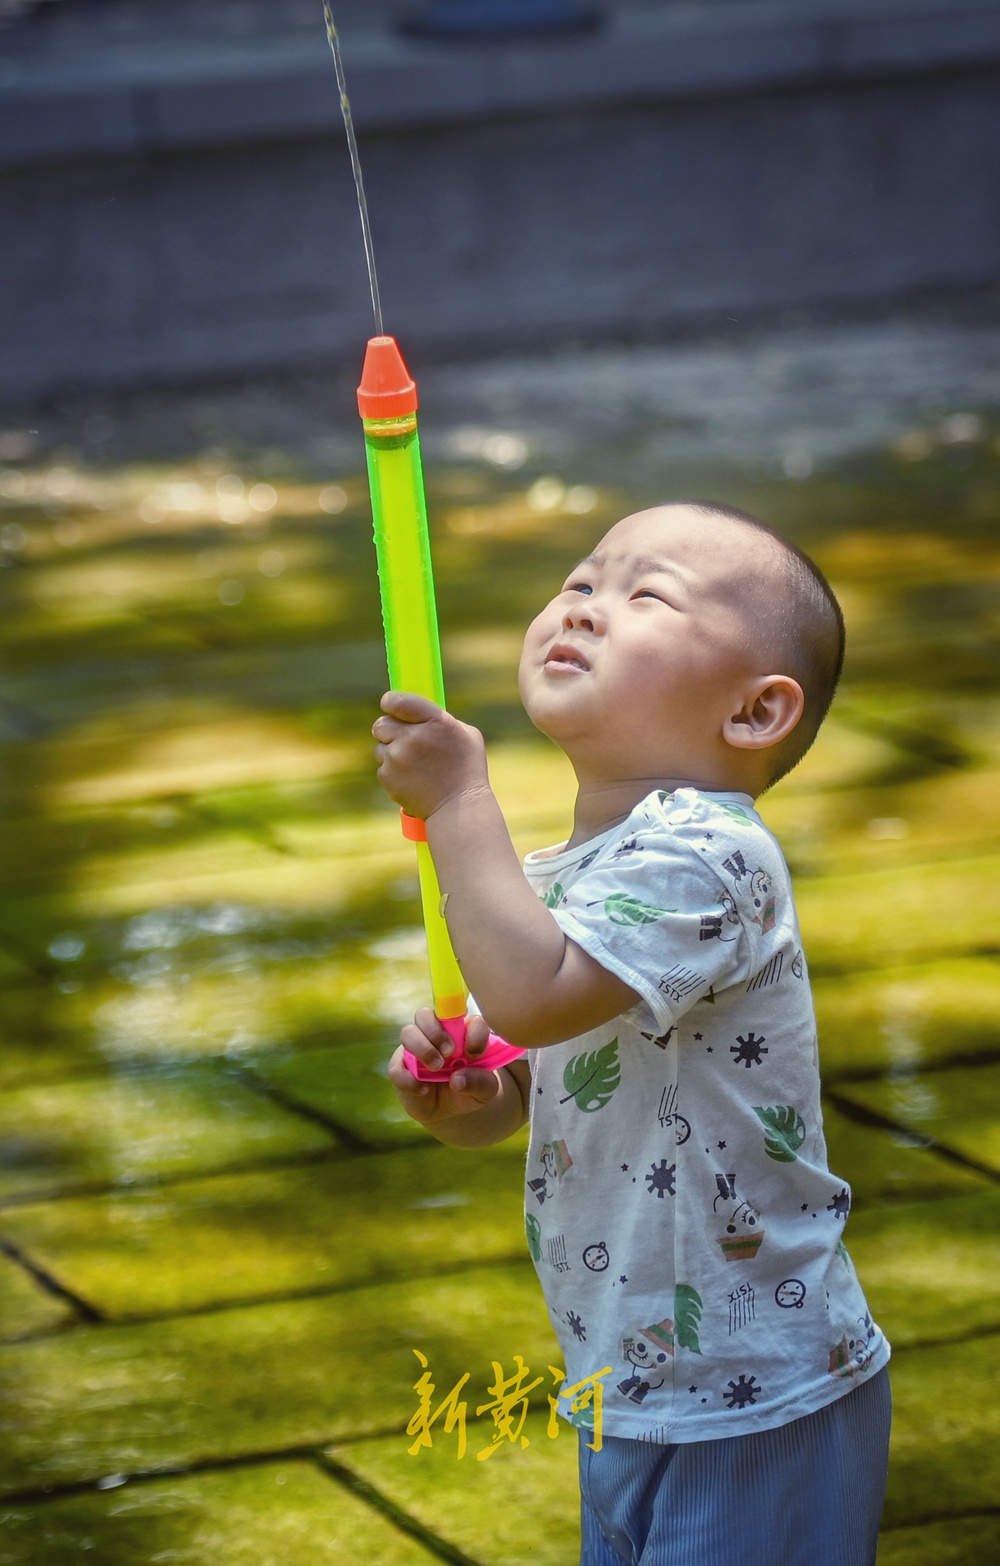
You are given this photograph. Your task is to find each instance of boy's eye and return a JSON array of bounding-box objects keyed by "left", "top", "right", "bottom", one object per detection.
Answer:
[
  {"left": 633, "top": 589, "right": 665, "bottom": 602},
  {"left": 567, "top": 582, "right": 593, "bottom": 596}
]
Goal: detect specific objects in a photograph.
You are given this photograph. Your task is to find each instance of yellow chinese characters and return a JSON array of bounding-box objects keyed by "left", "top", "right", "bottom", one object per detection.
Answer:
[{"left": 406, "top": 1350, "right": 612, "bottom": 1460}]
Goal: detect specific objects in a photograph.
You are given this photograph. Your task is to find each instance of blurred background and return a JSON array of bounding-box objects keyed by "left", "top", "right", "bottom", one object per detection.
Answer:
[
  {"left": 1, "top": 2, "right": 999, "bottom": 1563},
  {"left": 3, "top": 0, "right": 1000, "bottom": 400}
]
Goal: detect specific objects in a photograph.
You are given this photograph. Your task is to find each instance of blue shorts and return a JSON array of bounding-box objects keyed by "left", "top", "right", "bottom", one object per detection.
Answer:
[{"left": 579, "top": 1367, "right": 891, "bottom": 1566}]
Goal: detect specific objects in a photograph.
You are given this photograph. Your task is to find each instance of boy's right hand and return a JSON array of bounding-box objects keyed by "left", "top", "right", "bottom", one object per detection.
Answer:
[{"left": 387, "top": 1009, "right": 499, "bottom": 1125}]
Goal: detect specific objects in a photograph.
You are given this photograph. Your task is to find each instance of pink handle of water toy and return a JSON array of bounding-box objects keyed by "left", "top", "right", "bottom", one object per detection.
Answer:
[{"left": 403, "top": 1015, "right": 526, "bottom": 1083}]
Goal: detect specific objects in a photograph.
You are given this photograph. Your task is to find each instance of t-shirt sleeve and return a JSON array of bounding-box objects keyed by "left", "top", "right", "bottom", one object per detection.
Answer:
[{"left": 549, "top": 816, "right": 756, "bottom": 1035}]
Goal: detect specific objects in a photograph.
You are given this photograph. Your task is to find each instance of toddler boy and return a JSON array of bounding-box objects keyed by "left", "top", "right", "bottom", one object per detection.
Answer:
[{"left": 374, "top": 502, "right": 890, "bottom": 1566}]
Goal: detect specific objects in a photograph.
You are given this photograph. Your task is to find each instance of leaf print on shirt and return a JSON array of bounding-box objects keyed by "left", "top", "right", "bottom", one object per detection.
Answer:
[
  {"left": 674, "top": 1284, "right": 703, "bottom": 1354},
  {"left": 753, "top": 1104, "right": 807, "bottom": 1162},
  {"left": 560, "top": 1038, "right": 621, "bottom": 1112},
  {"left": 542, "top": 882, "right": 564, "bottom": 908},
  {"left": 716, "top": 801, "right": 752, "bottom": 824},
  {"left": 603, "top": 893, "right": 675, "bottom": 926}
]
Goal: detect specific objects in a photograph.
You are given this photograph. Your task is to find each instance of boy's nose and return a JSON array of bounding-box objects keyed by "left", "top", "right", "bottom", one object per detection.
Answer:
[{"left": 562, "top": 604, "right": 601, "bottom": 633}]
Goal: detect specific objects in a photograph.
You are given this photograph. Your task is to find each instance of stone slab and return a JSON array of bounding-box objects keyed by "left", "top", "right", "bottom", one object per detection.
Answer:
[
  {"left": 882, "top": 1333, "right": 1000, "bottom": 1528},
  {"left": 0, "top": 1458, "right": 439, "bottom": 1566},
  {"left": 766, "top": 765, "right": 1000, "bottom": 882},
  {"left": 846, "top": 1188, "right": 1000, "bottom": 1349},
  {"left": 877, "top": 1516, "right": 1000, "bottom": 1565},
  {"left": 0, "top": 1263, "right": 554, "bottom": 1495},
  {"left": 795, "top": 853, "right": 1000, "bottom": 972},
  {"left": 0, "top": 1061, "right": 337, "bottom": 1204},
  {"left": 328, "top": 1407, "right": 581, "bottom": 1566},
  {"left": 812, "top": 958, "right": 1000, "bottom": 1080},
  {"left": 243, "top": 1042, "right": 429, "bottom": 1150},
  {"left": 822, "top": 1099, "right": 987, "bottom": 1207},
  {"left": 0, "top": 1140, "right": 527, "bottom": 1320},
  {"left": 834, "top": 1062, "right": 1000, "bottom": 1175},
  {"left": 332, "top": 1334, "right": 1000, "bottom": 1556},
  {"left": 0, "top": 1249, "right": 74, "bottom": 1343},
  {"left": 0, "top": 968, "right": 404, "bottom": 1087}
]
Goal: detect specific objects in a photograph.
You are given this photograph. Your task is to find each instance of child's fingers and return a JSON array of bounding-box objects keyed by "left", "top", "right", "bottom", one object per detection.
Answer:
[
  {"left": 463, "top": 1013, "right": 492, "bottom": 1059},
  {"left": 400, "top": 1010, "right": 492, "bottom": 1069},
  {"left": 448, "top": 1065, "right": 500, "bottom": 1103},
  {"left": 399, "top": 1024, "right": 448, "bottom": 1074},
  {"left": 386, "top": 1045, "right": 435, "bottom": 1104},
  {"left": 379, "top": 690, "right": 442, "bottom": 723},
  {"left": 400, "top": 1008, "right": 455, "bottom": 1071},
  {"left": 386, "top": 1047, "right": 498, "bottom": 1122},
  {"left": 413, "top": 1006, "right": 451, "bottom": 1045}
]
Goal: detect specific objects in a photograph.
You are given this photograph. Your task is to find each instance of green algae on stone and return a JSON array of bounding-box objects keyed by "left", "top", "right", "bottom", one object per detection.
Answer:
[
  {"left": 72, "top": 963, "right": 390, "bottom": 1072},
  {"left": 796, "top": 853, "right": 1000, "bottom": 972},
  {"left": 813, "top": 956, "right": 1000, "bottom": 1080},
  {"left": 328, "top": 1407, "right": 581, "bottom": 1566},
  {"left": 821, "top": 1099, "right": 987, "bottom": 1207},
  {"left": 882, "top": 1334, "right": 1000, "bottom": 1530},
  {"left": 0, "top": 1250, "right": 75, "bottom": 1342},
  {"left": 765, "top": 760, "right": 1000, "bottom": 880},
  {"left": 0, "top": 1140, "right": 528, "bottom": 1320},
  {"left": 833, "top": 1061, "right": 1000, "bottom": 1174},
  {"left": 847, "top": 1188, "right": 1000, "bottom": 1347},
  {"left": 877, "top": 1516, "right": 1000, "bottom": 1565},
  {"left": 0, "top": 1264, "right": 555, "bottom": 1495},
  {"left": 1, "top": 350, "right": 998, "bottom": 1566},
  {"left": 0, "top": 1061, "right": 336, "bottom": 1202},
  {"left": 0, "top": 1460, "right": 440, "bottom": 1566},
  {"left": 243, "top": 1042, "right": 429, "bottom": 1149}
]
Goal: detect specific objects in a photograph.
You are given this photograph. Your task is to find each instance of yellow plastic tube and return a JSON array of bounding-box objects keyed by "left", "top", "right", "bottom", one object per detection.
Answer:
[{"left": 358, "top": 336, "right": 524, "bottom": 1079}]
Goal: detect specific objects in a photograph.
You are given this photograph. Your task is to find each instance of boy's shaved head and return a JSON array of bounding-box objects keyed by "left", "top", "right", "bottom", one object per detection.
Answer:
[
  {"left": 521, "top": 498, "right": 843, "bottom": 796},
  {"left": 684, "top": 501, "right": 845, "bottom": 784}
]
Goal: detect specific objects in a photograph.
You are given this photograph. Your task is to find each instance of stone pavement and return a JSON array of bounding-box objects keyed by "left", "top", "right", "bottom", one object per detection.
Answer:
[{"left": 0, "top": 313, "right": 999, "bottom": 1561}]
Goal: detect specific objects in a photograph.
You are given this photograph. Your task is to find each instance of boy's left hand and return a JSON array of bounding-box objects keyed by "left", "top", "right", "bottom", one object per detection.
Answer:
[{"left": 372, "top": 691, "right": 489, "bottom": 820}]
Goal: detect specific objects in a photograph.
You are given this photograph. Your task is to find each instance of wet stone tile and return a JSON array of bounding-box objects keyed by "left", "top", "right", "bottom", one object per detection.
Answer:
[
  {"left": 0, "top": 1264, "right": 554, "bottom": 1495},
  {"left": 0, "top": 1460, "right": 439, "bottom": 1566},
  {"left": 0, "top": 1139, "right": 528, "bottom": 1320},
  {"left": 328, "top": 1407, "right": 581, "bottom": 1566},
  {"left": 882, "top": 1335, "right": 1000, "bottom": 1529},
  {"left": 0, "top": 1062, "right": 337, "bottom": 1203},
  {"left": 846, "top": 1189, "right": 999, "bottom": 1347},
  {"left": 832, "top": 1061, "right": 1000, "bottom": 1175},
  {"left": 5, "top": 964, "right": 392, "bottom": 1079},
  {"left": 243, "top": 1042, "right": 428, "bottom": 1149},
  {"left": 766, "top": 757, "right": 1000, "bottom": 878},
  {"left": 796, "top": 854, "right": 1000, "bottom": 972},
  {"left": 813, "top": 956, "right": 1000, "bottom": 1080},
  {"left": 0, "top": 977, "right": 139, "bottom": 1089},
  {"left": 0, "top": 1250, "right": 74, "bottom": 1342},
  {"left": 822, "top": 1099, "right": 987, "bottom": 1207},
  {"left": 877, "top": 1516, "right": 1000, "bottom": 1566}
]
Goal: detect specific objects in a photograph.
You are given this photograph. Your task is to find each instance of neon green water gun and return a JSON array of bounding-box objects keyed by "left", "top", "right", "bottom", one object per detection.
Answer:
[{"left": 358, "top": 335, "right": 525, "bottom": 1081}]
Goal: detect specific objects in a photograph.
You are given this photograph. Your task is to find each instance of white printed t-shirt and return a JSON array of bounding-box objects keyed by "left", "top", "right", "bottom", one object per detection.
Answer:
[{"left": 521, "top": 787, "right": 889, "bottom": 1444}]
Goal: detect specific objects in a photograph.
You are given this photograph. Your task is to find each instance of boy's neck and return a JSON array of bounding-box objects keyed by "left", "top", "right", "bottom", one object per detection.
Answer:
[{"left": 566, "top": 774, "right": 754, "bottom": 849}]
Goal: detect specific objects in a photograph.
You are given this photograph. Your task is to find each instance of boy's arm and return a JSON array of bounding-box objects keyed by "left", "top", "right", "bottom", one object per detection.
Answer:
[{"left": 373, "top": 694, "right": 638, "bottom": 1050}]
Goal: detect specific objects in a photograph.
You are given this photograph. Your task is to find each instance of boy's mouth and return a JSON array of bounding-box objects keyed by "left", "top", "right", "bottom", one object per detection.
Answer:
[{"left": 544, "top": 642, "right": 590, "bottom": 673}]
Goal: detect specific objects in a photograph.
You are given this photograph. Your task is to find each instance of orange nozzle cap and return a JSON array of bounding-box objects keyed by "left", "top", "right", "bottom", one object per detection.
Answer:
[{"left": 357, "top": 335, "right": 418, "bottom": 419}]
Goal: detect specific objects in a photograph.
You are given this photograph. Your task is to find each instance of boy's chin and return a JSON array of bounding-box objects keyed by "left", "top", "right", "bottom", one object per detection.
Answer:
[{"left": 522, "top": 698, "right": 584, "bottom": 746}]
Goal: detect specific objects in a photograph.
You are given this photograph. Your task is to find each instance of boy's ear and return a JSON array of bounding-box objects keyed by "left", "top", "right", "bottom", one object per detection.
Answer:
[{"left": 723, "top": 675, "right": 805, "bottom": 752}]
